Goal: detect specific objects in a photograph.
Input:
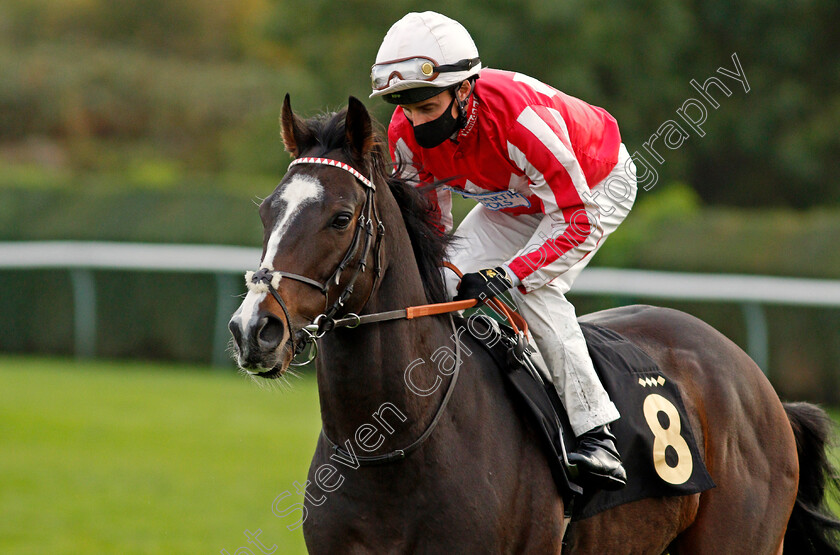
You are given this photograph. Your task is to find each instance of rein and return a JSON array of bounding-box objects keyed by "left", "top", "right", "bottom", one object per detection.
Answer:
[
  {"left": 320, "top": 312, "right": 463, "bottom": 466},
  {"left": 247, "top": 156, "right": 527, "bottom": 361}
]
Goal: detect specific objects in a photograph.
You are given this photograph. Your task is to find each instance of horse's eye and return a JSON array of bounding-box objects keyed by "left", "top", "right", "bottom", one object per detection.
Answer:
[{"left": 331, "top": 212, "right": 353, "bottom": 230}]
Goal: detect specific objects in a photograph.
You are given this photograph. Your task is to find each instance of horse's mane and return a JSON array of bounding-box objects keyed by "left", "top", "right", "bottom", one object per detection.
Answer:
[{"left": 295, "top": 109, "right": 452, "bottom": 304}]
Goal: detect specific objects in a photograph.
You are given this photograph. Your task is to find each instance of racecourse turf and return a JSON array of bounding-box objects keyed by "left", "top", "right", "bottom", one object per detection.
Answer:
[
  {"left": 1, "top": 356, "right": 838, "bottom": 554},
  {"left": 0, "top": 356, "right": 319, "bottom": 555}
]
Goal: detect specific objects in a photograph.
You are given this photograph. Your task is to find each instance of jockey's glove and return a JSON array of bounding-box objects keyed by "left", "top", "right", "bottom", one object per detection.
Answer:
[{"left": 454, "top": 266, "right": 515, "bottom": 303}]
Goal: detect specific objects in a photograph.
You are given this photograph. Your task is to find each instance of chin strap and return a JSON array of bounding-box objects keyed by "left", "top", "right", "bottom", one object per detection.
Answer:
[{"left": 454, "top": 78, "right": 478, "bottom": 131}]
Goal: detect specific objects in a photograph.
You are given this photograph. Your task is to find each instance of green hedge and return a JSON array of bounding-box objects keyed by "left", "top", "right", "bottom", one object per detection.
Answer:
[
  {"left": 8, "top": 181, "right": 837, "bottom": 278},
  {"left": 0, "top": 183, "right": 263, "bottom": 245},
  {"left": 595, "top": 184, "right": 840, "bottom": 279},
  {"left": 1, "top": 183, "right": 838, "bottom": 402}
]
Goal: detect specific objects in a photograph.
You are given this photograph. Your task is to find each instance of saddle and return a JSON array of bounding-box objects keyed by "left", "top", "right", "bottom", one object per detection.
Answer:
[{"left": 461, "top": 312, "right": 715, "bottom": 521}]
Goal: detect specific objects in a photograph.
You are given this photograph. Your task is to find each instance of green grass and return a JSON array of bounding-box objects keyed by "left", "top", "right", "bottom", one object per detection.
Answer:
[
  {"left": 1, "top": 356, "right": 838, "bottom": 554},
  {"left": 0, "top": 356, "right": 320, "bottom": 555}
]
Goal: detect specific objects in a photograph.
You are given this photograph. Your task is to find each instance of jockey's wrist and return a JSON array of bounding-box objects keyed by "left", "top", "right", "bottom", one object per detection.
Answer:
[{"left": 501, "top": 264, "right": 522, "bottom": 287}]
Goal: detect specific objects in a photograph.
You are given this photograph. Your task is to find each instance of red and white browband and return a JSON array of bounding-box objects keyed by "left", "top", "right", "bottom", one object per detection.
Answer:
[{"left": 288, "top": 157, "right": 375, "bottom": 190}]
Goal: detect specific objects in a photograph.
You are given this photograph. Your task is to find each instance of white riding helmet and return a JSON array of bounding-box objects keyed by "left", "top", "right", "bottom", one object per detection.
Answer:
[{"left": 370, "top": 11, "right": 482, "bottom": 105}]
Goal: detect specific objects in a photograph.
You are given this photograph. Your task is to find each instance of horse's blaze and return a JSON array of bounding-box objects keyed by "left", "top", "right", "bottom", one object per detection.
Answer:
[{"left": 232, "top": 175, "right": 326, "bottom": 377}]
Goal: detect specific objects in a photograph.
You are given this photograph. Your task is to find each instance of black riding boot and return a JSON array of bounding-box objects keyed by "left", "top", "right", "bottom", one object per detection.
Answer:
[{"left": 567, "top": 424, "right": 627, "bottom": 490}]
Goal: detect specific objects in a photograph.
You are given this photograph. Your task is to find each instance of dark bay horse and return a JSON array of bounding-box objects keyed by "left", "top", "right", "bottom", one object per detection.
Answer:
[{"left": 228, "top": 96, "right": 840, "bottom": 554}]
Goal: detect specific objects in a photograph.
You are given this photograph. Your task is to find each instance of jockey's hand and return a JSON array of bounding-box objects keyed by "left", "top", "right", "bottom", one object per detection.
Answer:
[{"left": 454, "top": 267, "right": 514, "bottom": 303}]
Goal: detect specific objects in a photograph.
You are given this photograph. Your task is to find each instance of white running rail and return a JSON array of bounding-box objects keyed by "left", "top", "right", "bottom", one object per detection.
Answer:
[{"left": 3, "top": 241, "right": 840, "bottom": 369}]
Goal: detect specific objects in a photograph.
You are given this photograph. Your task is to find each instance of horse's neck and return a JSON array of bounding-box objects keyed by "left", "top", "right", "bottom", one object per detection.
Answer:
[{"left": 315, "top": 202, "right": 454, "bottom": 449}]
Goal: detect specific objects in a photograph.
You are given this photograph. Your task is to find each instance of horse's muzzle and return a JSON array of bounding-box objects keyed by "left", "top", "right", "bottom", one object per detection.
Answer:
[{"left": 228, "top": 311, "right": 291, "bottom": 375}]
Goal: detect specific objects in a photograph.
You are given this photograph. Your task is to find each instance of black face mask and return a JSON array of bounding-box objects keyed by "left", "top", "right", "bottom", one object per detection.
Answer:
[{"left": 412, "top": 97, "right": 460, "bottom": 149}]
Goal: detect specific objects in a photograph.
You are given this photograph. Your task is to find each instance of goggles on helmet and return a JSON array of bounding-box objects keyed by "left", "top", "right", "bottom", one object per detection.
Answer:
[{"left": 371, "top": 56, "right": 480, "bottom": 91}]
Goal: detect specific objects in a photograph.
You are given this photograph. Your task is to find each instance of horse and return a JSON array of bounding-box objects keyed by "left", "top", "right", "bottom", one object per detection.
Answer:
[{"left": 228, "top": 95, "right": 840, "bottom": 554}]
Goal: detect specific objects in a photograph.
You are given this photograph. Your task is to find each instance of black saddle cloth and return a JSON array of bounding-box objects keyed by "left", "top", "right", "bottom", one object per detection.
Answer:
[{"left": 463, "top": 314, "right": 715, "bottom": 520}]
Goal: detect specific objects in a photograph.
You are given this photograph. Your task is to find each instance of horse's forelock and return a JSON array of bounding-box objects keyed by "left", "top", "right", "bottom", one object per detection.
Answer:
[{"left": 295, "top": 109, "right": 351, "bottom": 158}]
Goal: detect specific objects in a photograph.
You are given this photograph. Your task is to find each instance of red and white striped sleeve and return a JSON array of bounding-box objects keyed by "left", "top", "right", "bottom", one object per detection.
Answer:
[{"left": 504, "top": 104, "right": 606, "bottom": 291}]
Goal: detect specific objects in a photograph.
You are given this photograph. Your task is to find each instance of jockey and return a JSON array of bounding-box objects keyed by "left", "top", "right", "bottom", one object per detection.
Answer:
[{"left": 370, "top": 11, "right": 636, "bottom": 490}]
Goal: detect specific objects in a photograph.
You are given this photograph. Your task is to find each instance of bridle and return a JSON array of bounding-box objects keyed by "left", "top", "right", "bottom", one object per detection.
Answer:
[
  {"left": 246, "top": 156, "right": 386, "bottom": 364},
  {"left": 245, "top": 154, "right": 529, "bottom": 363},
  {"left": 243, "top": 155, "right": 529, "bottom": 466},
  {"left": 244, "top": 155, "right": 468, "bottom": 467}
]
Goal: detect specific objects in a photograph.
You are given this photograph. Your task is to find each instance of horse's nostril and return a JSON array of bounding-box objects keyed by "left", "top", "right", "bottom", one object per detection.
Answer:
[
  {"left": 229, "top": 319, "right": 243, "bottom": 349},
  {"left": 257, "top": 314, "right": 286, "bottom": 350}
]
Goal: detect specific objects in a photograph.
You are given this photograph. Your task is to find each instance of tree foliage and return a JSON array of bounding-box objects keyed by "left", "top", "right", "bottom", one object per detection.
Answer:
[{"left": 1, "top": 0, "right": 837, "bottom": 206}]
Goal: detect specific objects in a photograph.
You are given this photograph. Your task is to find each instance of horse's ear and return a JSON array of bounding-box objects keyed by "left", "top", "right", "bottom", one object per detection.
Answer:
[
  {"left": 345, "top": 96, "right": 377, "bottom": 160},
  {"left": 280, "top": 94, "right": 311, "bottom": 158}
]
